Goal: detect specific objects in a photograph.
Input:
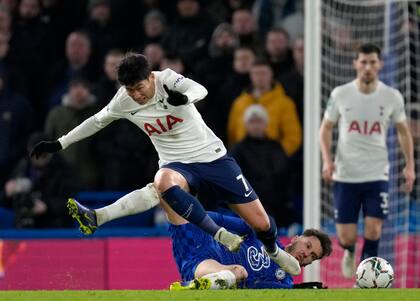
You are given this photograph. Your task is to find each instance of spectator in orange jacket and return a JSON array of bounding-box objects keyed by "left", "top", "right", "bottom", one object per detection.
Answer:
[{"left": 227, "top": 61, "right": 301, "bottom": 156}]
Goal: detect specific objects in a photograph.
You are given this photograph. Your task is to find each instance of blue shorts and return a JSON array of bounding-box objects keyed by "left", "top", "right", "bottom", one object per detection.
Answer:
[
  {"left": 162, "top": 155, "right": 258, "bottom": 204},
  {"left": 169, "top": 223, "right": 223, "bottom": 281},
  {"left": 333, "top": 181, "right": 389, "bottom": 223}
]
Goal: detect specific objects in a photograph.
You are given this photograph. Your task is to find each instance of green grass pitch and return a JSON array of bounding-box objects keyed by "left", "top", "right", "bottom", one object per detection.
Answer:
[{"left": 1, "top": 289, "right": 420, "bottom": 301}]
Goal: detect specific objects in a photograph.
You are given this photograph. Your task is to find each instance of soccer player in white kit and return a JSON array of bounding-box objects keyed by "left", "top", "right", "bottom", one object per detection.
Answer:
[
  {"left": 319, "top": 44, "right": 415, "bottom": 278},
  {"left": 31, "top": 53, "right": 301, "bottom": 276}
]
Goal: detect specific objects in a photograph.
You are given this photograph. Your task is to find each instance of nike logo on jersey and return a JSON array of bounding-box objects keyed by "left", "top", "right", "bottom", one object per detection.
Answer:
[
  {"left": 244, "top": 190, "right": 253, "bottom": 197},
  {"left": 131, "top": 110, "right": 140, "bottom": 115}
]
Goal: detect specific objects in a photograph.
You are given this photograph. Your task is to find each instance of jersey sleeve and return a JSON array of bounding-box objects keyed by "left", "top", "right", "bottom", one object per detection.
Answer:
[
  {"left": 58, "top": 90, "right": 124, "bottom": 149},
  {"left": 161, "top": 68, "right": 208, "bottom": 104},
  {"left": 324, "top": 89, "right": 340, "bottom": 123},
  {"left": 207, "top": 212, "right": 254, "bottom": 236},
  {"left": 390, "top": 89, "right": 407, "bottom": 123}
]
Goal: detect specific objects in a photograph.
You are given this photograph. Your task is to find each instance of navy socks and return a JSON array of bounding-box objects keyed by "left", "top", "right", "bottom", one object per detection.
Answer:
[
  {"left": 162, "top": 185, "right": 221, "bottom": 236},
  {"left": 361, "top": 238, "right": 379, "bottom": 261},
  {"left": 256, "top": 215, "right": 278, "bottom": 253}
]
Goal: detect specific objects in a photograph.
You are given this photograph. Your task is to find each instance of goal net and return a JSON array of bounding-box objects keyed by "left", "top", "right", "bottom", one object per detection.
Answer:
[{"left": 310, "top": 0, "right": 420, "bottom": 288}]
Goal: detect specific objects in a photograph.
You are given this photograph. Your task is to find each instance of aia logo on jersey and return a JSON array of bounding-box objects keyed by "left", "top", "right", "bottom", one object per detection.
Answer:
[
  {"left": 144, "top": 115, "right": 184, "bottom": 136},
  {"left": 348, "top": 120, "right": 381, "bottom": 135},
  {"left": 247, "top": 246, "right": 270, "bottom": 271}
]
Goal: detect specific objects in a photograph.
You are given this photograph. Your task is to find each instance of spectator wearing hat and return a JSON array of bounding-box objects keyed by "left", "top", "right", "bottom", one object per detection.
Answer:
[
  {"left": 44, "top": 78, "right": 100, "bottom": 189},
  {"left": 2, "top": 132, "right": 75, "bottom": 228},
  {"left": 230, "top": 105, "right": 291, "bottom": 227}
]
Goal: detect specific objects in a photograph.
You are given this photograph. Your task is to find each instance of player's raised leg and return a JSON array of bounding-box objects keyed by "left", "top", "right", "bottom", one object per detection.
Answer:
[
  {"left": 155, "top": 168, "right": 243, "bottom": 252},
  {"left": 229, "top": 201, "right": 301, "bottom": 276},
  {"left": 67, "top": 183, "right": 160, "bottom": 235}
]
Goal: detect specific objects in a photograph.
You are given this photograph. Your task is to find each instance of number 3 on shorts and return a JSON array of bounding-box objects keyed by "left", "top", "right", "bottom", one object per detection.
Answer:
[{"left": 380, "top": 192, "right": 389, "bottom": 215}]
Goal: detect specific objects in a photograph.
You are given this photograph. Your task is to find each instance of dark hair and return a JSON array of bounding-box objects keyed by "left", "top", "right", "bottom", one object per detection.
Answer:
[
  {"left": 117, "top": 53, "right": 152, "bottom": 86},
  {"left": 302, "top": 228, "right": 332, "bottom": 259},
  {"left": 356, "top": 43, "right": 381, "bottom": 59}
]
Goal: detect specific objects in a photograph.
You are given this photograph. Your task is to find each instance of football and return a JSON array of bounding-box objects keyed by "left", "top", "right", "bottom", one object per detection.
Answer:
[{"left": 356, "top": 257, "right": 394, "bottom": 288}]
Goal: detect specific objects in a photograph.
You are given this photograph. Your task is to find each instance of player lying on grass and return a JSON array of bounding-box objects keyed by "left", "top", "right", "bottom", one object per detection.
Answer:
[
  {"left": 165, "top": 201, "right": 332, "bottom": 290},
  {"left": 67, "top": 184, "right": 332, "bottom": 289}
]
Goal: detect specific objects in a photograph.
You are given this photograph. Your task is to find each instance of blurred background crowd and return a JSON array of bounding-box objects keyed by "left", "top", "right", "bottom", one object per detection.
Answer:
[{"left": 0, "top": 0, "right": 304, "bottom": 232}]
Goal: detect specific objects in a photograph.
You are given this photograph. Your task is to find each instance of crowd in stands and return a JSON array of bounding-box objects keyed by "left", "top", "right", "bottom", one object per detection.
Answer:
[{"left": 0, "top": 0, "right": 304, "bottom": 230}]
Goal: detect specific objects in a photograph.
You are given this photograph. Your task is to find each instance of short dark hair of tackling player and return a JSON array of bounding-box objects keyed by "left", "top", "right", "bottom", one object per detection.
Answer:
[
  {"left": 117, "top": 53, "right": 152, "bottom": 87},
  {"left": 302, "top": 228, "right": 333, "bottom": 259}
]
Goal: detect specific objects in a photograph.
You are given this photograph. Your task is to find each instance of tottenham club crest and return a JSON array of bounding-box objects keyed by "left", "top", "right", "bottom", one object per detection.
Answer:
[{"left": 247, "top": 246, "right": 270, "bottom": 271}]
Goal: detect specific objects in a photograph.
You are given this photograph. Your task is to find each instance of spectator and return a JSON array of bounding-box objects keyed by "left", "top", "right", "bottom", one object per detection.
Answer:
[
  {"left": 46, "top": 30, "right": 99, "bottom": 110},
  {"left": 93, "top": 49, "right": 123, "bottom": 107},
  {"left": 195, "top": 23, "right": 238, "bottom": 89},
  {"left": 162, "top": 0, "right": 214, "bottom": 68},
  {"left": 44, "top": 78, "right": 99, "bottom": 189},
  {"left": 141, "top": 9, "right": 166, "bottom": 49},
  {"left": 0, "top": 71, "right": 34, "bottom": 190},
  {"left": 264, "top": 27, "right": 294, "bottom": 81},
  {"left": 3, "top": 132, "right": 75, "bottom": 228},
  {"left": 40, "top": 0, "right": 87, "bottom": 63},
  {"left": 0, "top": 4, "right": 11, "bottom": 36},
  {"left": 278, "top": 36, "right": 304, "bottom": 125},
  {"left": 220, "top": 46, "right": 255, "bottom": 106},
  {"left": 281, "top": 0, "right": 303, "bottom": 41},
  {"left": 143, "top": 42, "right": 165, "bottom": 71},
  {"left": 82, "top": 0, "right": 117, "bottom": 69},
  {"left": 0, "top": 31, "right": 26, "bottom": 95},
  {"left": 230, "top": 105, "right": 290, "bottom": 227},
  {"left": 160, "top": 52, "right": 187, "bottom": 75},
  {"left": 227, "top": 61, "right": 301, "bottom": 156},
  {"left": 231, "top": 8, "right": 260, "bottom": 48},
  {"left": 9, "top": 0, "right": 50, "bottom": 113}
]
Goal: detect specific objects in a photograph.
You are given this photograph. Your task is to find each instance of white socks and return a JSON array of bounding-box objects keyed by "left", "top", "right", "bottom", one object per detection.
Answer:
[
  {"left": 95, "top": 183, "right": 160, "bottom": 226},
  {"left": 267, "top": 246, "right": 301, "bottom": 276},
  {"left": 202, "top": 270, "right": 237, "bottom": 289}
]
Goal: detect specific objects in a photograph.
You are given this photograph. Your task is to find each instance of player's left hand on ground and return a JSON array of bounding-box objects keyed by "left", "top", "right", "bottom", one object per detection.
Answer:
[
  {"left": 402, "top": 165, "right": 415, "bottom": 193},
  {"left": 163, "top": 84, "right": 188, "bottom": 106}
]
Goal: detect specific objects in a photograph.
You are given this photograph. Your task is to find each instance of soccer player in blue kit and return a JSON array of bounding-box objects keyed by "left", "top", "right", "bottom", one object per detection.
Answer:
[
  {"left": 31, "top": 53, "right": 302, "bottom": 275},
  {"left": 164, "top": 197, "right": 332, "bottom": 290}
]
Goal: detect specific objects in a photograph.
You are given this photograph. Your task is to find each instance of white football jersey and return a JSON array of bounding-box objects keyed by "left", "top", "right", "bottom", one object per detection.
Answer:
[
  {"left": 58, "top": 68, "right": 226, "bottom": 166},
  {"left": 324, "top": 80, "right": 406, "bottom": 182}
]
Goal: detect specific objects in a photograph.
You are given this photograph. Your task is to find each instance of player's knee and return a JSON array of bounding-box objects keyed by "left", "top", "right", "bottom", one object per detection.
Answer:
[
  {"left": 154, "top": 170, "right": 175, "bottom": 193},
  {"left": 230, "top": 265, "right": 248, "bottom": 281},
  {"left": 252, "top": 216, "right": 271, "bottom": 232},
  {"left": 339, "top": 236, "right": 357, "bottom": 247}
]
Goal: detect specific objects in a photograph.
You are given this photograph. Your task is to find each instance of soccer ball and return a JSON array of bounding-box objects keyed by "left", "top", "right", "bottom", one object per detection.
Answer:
[{"left": 355, "top": 257, "right": 394, "bottom": 288}]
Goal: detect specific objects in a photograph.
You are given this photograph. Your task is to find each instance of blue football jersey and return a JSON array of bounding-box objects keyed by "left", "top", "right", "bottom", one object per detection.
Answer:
[{"left": 168, "top": 212, "right": 293, "bottom": 288}]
